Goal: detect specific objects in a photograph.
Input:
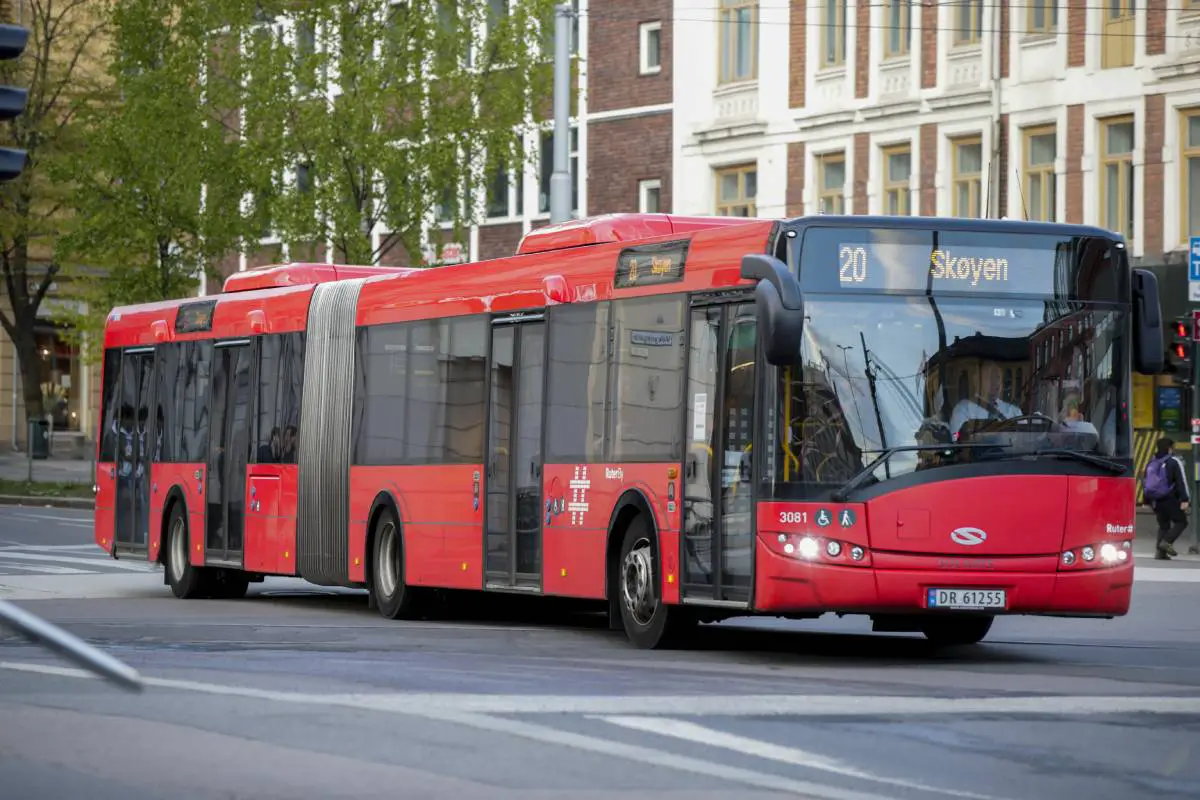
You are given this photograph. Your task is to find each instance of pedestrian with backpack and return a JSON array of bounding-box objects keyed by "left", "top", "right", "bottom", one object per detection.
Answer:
[{"left": 1143, "top": 437, "right": 1190, "bottom": 560}]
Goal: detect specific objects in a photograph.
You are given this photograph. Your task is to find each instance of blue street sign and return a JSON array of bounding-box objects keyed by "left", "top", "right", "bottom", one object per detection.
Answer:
[{"left": 1190, "top": 237, "right": 1200, "bottom": 301}]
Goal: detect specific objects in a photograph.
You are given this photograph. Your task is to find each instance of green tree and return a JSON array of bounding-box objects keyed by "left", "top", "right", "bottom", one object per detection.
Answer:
[
  {"left": 0, "top": 0, "right": 109, "bottom": 422},
  {"left": 242, "top": 0, "right": 557, "bottom": 266},
  {"left": 58, "top": 0, "right": 264, "bottom": 354}
]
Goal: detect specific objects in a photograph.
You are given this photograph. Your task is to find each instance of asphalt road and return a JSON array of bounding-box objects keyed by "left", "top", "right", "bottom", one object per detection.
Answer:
[{"left": 1, "top": 505, "right": 1199, "bottom": 800}]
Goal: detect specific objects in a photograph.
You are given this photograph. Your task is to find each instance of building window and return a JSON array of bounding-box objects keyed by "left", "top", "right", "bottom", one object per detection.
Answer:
[
  {"left": 1023, "top": 126, "right": 1057, "bottom": 222},
  {"left": 821, "top": 0, "right": 847, "bottom": 67},
  {"left": 639, "top": 179, "right": 662, "bottom": 213},
  {"left": 639, "top": 21, "right": 662, "bottom": 74},
  {"left": 1181, "top": 110, "right": 1200, "bottom": 242},
  {"left": 882, "top": 145, "right": 911, "bottom": 215},
  {"left": 816, "top": 152, "right": 845, "bottom": 214},
  {"left": 1099, "top": 116, "right": 1135, "bottom": 239},
  {"left": 883, "top": 0, "right": 911, "bottom": 58},
  {"left": 715, "top": 164, "right": 756, "bottom": 216},
  {"left": 953, "top": 0, "right": 983, "bottom": 46},
  {"left": 539, "top": 126, "right": 579, "bottom": 214},
  {"left": 718, "top": 0, "right": 757, "bottom": 84},
  {"left": 1027, "top": 0, "right": 1057, "bottom": 34},
  {"left": 1102, "top": 0, "right": 1135, "bottom": 68},
  {"left": 951, "top": 136, "right": 983, "bottom": 217}
]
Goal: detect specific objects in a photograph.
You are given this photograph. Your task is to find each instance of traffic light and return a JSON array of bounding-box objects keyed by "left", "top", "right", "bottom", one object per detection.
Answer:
[
  {"left": 0, "top": 23, "right": 30, "bottom": 183},
  {"left": 1171, "top": 315, "right": 1194, "bottom": 383}
]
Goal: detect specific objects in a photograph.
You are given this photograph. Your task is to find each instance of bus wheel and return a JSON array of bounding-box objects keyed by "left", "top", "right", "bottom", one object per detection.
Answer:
[
  {"left": 165, "top": 503, "right": 206, "bottom": 600},
  {"left": 370, "top": 508, "right": 422, "bottom": 620},
  {"left": 921, "top": 615, "right": 994, "bottom": 647},
  {"left": 617, "top": 515, "right": 689, "bottom": 649}
]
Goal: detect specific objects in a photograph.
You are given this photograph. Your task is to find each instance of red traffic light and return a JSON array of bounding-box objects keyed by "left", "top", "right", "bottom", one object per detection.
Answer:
[
  {"left": 1175, "top": 343, "right": 1188, "bottom": 358},
  {"left": 1175, "top": 321, "right": 1189, "bottom": 338}
]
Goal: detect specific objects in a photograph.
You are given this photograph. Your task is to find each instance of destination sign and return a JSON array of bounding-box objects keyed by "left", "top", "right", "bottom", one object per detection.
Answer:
[
  {"left": 615, "top": 239, "right": 689, "bottom": 289},
  {"left": 175, "top": 299, "right": 216, "bottom": 333},
  {"left": 796, "top": 226, "right": 1120, "bottom": 300}
]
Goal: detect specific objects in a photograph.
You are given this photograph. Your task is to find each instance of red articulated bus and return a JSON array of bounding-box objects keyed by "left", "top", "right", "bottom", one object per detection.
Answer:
[{"left": 94, "top": 212, "right": 1166, "bottom": 648}]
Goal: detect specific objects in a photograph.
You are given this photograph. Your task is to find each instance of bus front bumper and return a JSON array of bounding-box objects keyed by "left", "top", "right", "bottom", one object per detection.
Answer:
[{"left": 752, "top": 543, "right": 1135, "bottom": 617}]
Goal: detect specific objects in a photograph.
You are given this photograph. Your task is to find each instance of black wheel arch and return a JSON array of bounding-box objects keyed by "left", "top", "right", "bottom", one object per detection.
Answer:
[
  {"left": 158, "top": 485, "right": 189, "bottom": 567},
  {"left": 604, "top": 488, "right": 663, "bottom": 627},
  {"left": 364, "top": 490, "right": 404, "bottom": 591}
]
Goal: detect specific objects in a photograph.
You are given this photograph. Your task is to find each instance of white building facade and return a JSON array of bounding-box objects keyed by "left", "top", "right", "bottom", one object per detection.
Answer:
[{"left": 674, "top": 0, "right": 1200, "bottom": 275}]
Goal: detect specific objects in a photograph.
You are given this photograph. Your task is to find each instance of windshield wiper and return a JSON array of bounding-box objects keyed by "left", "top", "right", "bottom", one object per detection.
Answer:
[
  {"left": 1000, "top": 448, "right": 1127, "bottom": 475},
  {"left": 830, "top": 443, "right": 1008, "bottom": 502}
]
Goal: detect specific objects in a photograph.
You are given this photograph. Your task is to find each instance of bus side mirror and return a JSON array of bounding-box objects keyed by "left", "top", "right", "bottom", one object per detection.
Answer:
[
  {"left": 1132, "top": 268, "right": 1165, "bottom": 374},
  {"left": 741, "top": 254, "right": 804, "bottom": 366}
]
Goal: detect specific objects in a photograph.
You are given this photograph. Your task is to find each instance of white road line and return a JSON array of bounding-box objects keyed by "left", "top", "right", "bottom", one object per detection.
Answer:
[
  {"left": 0, "top": 662, "right": 894, "bottom": 800},
  {"left": 4, "top": 512, "right": 93, "bottom": 525},
  {"left": 0, "top": 563, "right": 92, "bottom": 575},
  {"left": 599, "top": 715, "right": 1001, "bottom": 800},
  {"left": 0, "top": 552, "right": 155, "bottom": 572},
  {"left": 1134, "top": 568, "right": 1200, "bottom": 583},
  {"left": 0, "top": 545, "right": 101, "bottom": 552},
  {"left": 1, "top": 661, "right": 1199, "bottom": 719}
]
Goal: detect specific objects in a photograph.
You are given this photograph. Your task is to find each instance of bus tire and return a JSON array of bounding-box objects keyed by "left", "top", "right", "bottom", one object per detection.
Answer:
[
  {"left": 370, "top": 507, "right": 422, "bottom": 620},
  {"left": 921, "top": 615, "right": 993, "bottom": 647},
  {"left": 617, "top": 514, "right": 690, "bottom": 649},
  {"left": 165, "top": 503, "right": 207, "bottom": 600}
]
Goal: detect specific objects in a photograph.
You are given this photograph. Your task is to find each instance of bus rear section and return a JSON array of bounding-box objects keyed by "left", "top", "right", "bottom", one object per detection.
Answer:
[{"left": 726, "top": 216, "right": 1163, "bottom": 645}]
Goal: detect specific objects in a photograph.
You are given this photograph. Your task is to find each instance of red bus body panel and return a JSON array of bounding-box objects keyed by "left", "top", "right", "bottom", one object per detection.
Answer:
[
  {"left": 349, "top": 465, "right": 485, "bottom": 589},
  {"left": 94, "top": 463, "right": 115, "bottom": 554},
  {"left": 541, "top": 462, "right": 681, "bottom": 601},
  {"left": 244, "top": 465, "right": 299, "bottom": 576}
]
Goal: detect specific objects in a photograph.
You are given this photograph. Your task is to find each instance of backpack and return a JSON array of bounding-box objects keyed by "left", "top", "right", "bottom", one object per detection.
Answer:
[{"left": 1144, "top": 455, "right": 1174, "bottom": 501}]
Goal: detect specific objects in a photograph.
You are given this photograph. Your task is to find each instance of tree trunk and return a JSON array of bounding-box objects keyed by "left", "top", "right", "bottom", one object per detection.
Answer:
[{"left": 15, "top": 326, "right": 46, "bottom": 425}]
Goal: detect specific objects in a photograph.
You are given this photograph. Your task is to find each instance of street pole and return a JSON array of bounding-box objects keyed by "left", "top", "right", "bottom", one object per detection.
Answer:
[
  {"left": 548, "top": 2, "right": 573, "bottom": 225},
  {"left": 1192, "top": 341, "right": 1200, "bottom": 554}
]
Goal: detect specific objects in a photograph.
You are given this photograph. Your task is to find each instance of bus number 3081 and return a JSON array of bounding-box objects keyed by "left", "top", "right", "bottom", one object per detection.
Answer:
[{"left": 779, "top": 511, "right": 808, "bottom": 524}]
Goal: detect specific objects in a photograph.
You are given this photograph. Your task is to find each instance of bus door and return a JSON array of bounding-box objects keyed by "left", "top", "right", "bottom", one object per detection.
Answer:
[
  {"left": 484, "top": 313, "right": 546, "bottom": 590},
  {"left": 681, "top": 301, "right": 758, "bottom": 606},
  {"left": 113, "top": 347, "right": 156, "bottom": 553},
  {"left": 205, "top": 339, "right": 253, "bottom": 566}
]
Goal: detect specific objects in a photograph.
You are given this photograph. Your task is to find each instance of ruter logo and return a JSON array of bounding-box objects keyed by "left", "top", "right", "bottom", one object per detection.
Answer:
[{"left": 568, "top": 465, "right": 591, "bottom": 525}]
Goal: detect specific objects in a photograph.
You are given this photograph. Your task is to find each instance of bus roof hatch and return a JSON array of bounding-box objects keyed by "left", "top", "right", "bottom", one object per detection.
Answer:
[{"left": 221, "top": 263, "right": 419, "bottom": 293}]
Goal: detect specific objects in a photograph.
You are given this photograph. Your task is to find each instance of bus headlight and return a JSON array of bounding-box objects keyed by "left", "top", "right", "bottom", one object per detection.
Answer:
[
  {"left": 797, "top": 537, "right": 820, "bottom": 560},
  {"left": 1099, "top": 543, "right": 1121, "bottom": 565},
  {"left": 826, "top": 540, "right": 842, "bottom": 557}
]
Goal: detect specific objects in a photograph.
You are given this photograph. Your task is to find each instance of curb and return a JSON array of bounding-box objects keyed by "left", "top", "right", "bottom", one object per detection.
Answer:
[{"left": 0, "top": 494, "right": 94, "bottom": 510}]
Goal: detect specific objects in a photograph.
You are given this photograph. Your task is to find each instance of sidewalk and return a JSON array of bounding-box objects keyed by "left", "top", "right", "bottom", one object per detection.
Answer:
[{"left": 0, "top": 452, "right": 94, "bottom": 509}]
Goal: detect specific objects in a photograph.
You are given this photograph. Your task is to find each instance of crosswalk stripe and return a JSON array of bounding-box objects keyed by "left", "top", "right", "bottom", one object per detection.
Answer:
[{"left": 598, "top": 715, "right": 1000, "bottom": 800}]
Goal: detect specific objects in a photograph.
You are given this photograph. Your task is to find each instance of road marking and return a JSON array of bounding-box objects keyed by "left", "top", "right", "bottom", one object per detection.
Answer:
[
  {"left": 0, "top": 563, "right": 91, "bottom": 575},
  {"left": 3, "top": 512, "right": 92, "bottom": 525},
  {"left": 0, "top": 552, "right": 155, "bottom": 572},
  {"left": 599, "top": 715, "right": 1000, "bottom": 800},
  {"left": 1135, "top": 567, "right": 1200, "bottom": 583},
  {"left": 0, "top": 545, "right": 100, "bottom": 552},
  {"left": 1, "top": 661, "right": 1199, "bottom": 718}
]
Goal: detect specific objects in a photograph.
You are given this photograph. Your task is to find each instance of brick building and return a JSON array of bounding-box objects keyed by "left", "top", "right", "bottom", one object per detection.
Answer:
[{"left": 215, "top": 0, "right": 674, "bottom": 282}]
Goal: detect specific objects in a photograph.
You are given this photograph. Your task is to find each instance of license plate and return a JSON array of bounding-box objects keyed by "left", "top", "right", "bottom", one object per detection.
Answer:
[{"left": 926, "top": 588, "right": 1006, "bottom": 609}]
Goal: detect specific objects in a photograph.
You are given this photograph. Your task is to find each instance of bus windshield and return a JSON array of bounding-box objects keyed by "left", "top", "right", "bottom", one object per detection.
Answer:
[{"left": 761, "top": 224, "right": 1132, "bottom": 499}]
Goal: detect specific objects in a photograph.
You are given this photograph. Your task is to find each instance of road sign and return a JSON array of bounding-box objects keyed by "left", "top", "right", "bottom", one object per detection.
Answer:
[{"left": 1191, "top": 237, "right": 1200, "bottom": 301}]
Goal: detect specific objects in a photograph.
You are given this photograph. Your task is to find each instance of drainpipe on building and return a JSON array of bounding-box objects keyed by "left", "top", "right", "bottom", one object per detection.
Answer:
[{"left": 989, "top": 0, "right": 1003, "bottom": 219}]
